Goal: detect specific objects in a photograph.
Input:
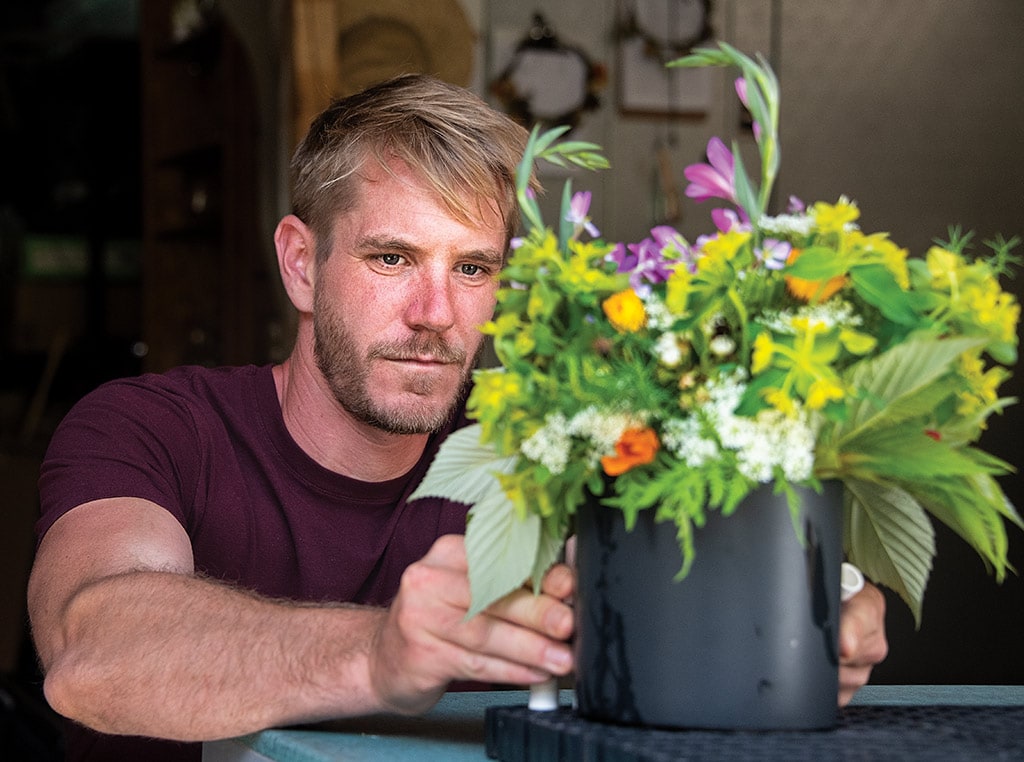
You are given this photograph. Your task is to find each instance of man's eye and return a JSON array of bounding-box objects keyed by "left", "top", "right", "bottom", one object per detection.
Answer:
[
  {"left": 379, "top": 253, "right": 403, "bottom": 266},
  {"left": 460, "top": 263, "right": 484, "bottom": 276}
]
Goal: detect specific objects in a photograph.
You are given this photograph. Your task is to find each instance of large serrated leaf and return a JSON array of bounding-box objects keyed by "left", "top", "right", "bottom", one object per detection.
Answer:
[
  {"left": 408, "top": 424, "right": 518, "bottom": 505},
  {"left": 843, "top": 427, "right": 1000, "bottom": 480},
  {"left": 842, "top": 337, "right": 983, "bottom": 435},
  {"left": 464, "top": 490, "right": 540, "bottom": 619},
  {"left": 531, "top": 526, "right": 567, "bottom": 594},
  {"left": 908, "top": 474, "right": 1017, "bottom": 579},
  {"left": 843, "top": 478, "right": 935, "bottom": 627}
]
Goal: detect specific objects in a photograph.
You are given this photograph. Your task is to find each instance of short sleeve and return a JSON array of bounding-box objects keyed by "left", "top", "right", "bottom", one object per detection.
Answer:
[{"left": 36, "top": 376, "right": 205, "bottom": 543}]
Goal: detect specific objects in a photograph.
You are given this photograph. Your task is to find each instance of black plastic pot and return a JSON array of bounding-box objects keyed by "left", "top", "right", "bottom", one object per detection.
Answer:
[{"left": 574, "top": 480, "right": 843, "bottom": 730}]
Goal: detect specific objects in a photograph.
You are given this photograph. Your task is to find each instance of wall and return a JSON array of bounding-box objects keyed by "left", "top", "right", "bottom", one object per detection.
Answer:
[{"left": 486, "top": 1, "right": 1023, "bottom": 250}]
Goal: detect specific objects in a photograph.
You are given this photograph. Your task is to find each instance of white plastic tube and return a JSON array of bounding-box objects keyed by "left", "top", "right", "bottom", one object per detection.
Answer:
[
  {"left": 840, "top": 562, "right": 865, "bottom": 603},
  {"left": 528, "top": 677, "right": 559, "bottom": 711}
]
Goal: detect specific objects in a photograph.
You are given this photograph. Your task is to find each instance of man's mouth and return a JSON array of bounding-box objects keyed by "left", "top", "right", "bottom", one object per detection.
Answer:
[{"left": 371, "top": 340, "right": 466, "bottom": 367}]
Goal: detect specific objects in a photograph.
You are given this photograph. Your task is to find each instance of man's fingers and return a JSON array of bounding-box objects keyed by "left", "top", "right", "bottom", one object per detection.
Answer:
[
  {"left": 540, "top": 563, "right": 576, "bottom": 601},
  {"left": 838, "top": 583, "right": 888, "bottom": 666}
]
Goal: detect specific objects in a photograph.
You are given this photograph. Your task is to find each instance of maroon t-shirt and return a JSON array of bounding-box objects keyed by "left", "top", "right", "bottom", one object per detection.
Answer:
[{"left": 36, "top": 364, "right": 472, "bottom": 761}]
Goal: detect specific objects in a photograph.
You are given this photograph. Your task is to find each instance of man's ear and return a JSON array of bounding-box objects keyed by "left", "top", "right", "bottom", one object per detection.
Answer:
[{"left": 275, "top": 214, "right": 316, "bottom": 313}]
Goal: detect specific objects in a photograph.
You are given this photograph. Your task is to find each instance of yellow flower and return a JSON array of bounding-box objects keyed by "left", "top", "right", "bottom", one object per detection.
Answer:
[
  {"left": 925, "top": 246, "right": 962, "bottom": 290},
  {"left": 513, "top": 330, "right": 536, "bottom": 356},
  {"left": 600, "top": 427, "right": 660, "bottom": 476},
  {"left": 751, "top": 332, "right": 775, "bottom": 373},
  {"left": 564, "top": 240, "right": 614, "bottom": 290},
  {"left": 603, "top": 289, "right": 646, "bottom": 332},
  {"left": 469, "top": 369, "right": 522, "bottom": 412},
  {"left": 811, "top": 198, "right": 860, "bottom": 234},
  {"left": 839, "top": 328, "right": 877, "bottom": 356},
  {"left": 698, "top": 230, "right": 750, "bottom": 268},
  {"left": 481, "top": 312, "right": 519, "bottom": 339},
  {"left": 957, "top": 351, "right": 1010, "bottom": 417},
  {"left": 665, "top": 266, "right": 693, "bottom": 315},
  {"left": 806, "top": 377, "right": 845, "bottom": 409},
  {"left": 527, "top": 280, "right": 556, "bottom": 320},
  {"left": 877, "top": 238, "right": 911, "bottom": 290},
  {"left": 963, "top": 279, "right": 1020, "bottom": 343},
  {"left": 763, "top": 387, "right": 797, "bottom": 417}
]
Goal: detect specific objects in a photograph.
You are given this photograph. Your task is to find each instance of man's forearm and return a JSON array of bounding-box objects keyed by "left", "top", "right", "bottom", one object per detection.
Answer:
[{"left": 39, "top": 570, "right": 390, "bottom": 741}]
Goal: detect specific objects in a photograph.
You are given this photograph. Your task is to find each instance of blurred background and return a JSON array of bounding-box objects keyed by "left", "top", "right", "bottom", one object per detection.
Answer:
[{"left": 1, "top": 0, "right": 1021, "bottom": 755}]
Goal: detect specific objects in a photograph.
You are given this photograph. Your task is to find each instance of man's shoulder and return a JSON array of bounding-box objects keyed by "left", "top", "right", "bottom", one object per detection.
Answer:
[
  {"left": 92, "top": 364, "right": 270, "bottom": 405},
  {"left": 55, "top": 364, "right": 274, "bottom": 444}
]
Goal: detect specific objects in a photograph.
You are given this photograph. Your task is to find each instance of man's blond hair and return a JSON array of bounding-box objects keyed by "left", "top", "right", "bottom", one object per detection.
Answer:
[{"left": 290, "top": 74, "right": 531, "bottom": 262}]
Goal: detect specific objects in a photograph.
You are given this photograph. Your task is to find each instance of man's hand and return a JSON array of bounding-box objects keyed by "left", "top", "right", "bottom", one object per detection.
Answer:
[
  {"left": 838, "top": 582, "right": 888, "bottom": 706},
  {"left": 368, "top": 534, "right": 575, "bottom": 715}
]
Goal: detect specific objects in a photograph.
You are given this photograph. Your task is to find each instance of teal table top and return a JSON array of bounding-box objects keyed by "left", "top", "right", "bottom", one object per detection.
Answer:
[{"left": 202, "top": 686, "right": 1024, "bottom": 762}]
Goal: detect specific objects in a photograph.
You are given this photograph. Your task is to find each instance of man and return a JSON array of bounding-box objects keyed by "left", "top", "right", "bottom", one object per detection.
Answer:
[{"left": 27, "top": 74, "right": 887, "bottom": 761}]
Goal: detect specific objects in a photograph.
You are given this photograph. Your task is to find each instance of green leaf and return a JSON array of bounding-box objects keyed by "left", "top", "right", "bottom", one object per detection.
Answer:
[
  {"left": 843, "top": 428, "right": 1001, "bottom": 480},
  {"left": 530, "top": 524, "right": 567, "bottom": 593},
  {"left": 841, "top": 337, "right": 984, "bottom": 434},
  {"left": 408, "top": 424, "right": 518, "bottom": 505},
  {"left": 908, "top": 474, "right": 1020, "bottom": 579},
  {"left": 849, "top": 264, "right": 920, "bottom": 325},
  {"left": 784, "top": 246, "right": 846, "bottom": 279},
  {"left": 558, "top": 178, "right": 574, "bottom": 249},
  {"left": 730, "top": 139, "right": 761, "bottom": 222},
  {"left": 464, "top": 490, "right": 540, "bottom": 618},
  {"left": 843, "top": 478, "right": 935, "bottom": 627},
  {"left": 531, "top": 125, "right": 572, "bottom": 158}
]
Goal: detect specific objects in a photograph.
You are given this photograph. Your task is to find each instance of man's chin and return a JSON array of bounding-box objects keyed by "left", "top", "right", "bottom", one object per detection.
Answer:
[{"left": 361, "top": 396, "right": 458, "bottom": 435}]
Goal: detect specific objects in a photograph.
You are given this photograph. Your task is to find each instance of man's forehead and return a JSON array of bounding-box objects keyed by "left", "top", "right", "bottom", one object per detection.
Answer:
[{"left": 344, "top": 155, "right": 508, "bottom": 238}]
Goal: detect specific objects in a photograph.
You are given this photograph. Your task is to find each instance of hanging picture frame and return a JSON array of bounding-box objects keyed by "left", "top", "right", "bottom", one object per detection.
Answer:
[
  {"left": 616, "top": 0, "right": 714, "bottom": 115},
  {"left": 489, "top": 13, "right": 606, "bottom": 136}
]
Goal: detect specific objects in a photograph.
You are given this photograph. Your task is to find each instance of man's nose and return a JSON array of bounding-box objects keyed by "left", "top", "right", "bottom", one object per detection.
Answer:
[{"left": 405, "top": 271, "right": 457, "bottom": 332}]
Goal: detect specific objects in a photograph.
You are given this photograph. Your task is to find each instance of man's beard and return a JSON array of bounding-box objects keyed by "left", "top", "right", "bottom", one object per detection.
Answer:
[{"left": 312, "top": 289, "right": 477, "bottom": 435}]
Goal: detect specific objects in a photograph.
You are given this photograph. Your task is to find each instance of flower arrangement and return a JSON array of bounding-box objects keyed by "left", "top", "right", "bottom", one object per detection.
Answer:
[{"left": 412, "top": 42, "right": 1021, "bottom": 625}]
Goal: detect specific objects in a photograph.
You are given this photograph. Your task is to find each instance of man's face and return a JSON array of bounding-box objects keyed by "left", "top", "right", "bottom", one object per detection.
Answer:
[{"left": 312, "top": 158, "right": 506, "bottom": 434}]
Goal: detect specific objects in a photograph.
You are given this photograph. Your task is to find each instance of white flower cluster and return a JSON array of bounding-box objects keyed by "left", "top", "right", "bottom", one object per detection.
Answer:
[
  {"left": 758, "top": 213, "right": 816, "bottom": 239},
  {"left": 662, "top": 416, "right": 719, "bottom": 467},
  {"left": 760, "top": 299, "right": 861, "bottom": 335},
  {"left": 718, "top": 407, "right": 818, "bottom": 483},
  {"left": 654, "top": 332, "right": 684, "bottom": 367},
  {"left": 661, "top": 370, "right": 818, "bottom": 483},
  {"left": 520, "top": 407, "right": 643, "bottom": 474},
  {"left": 641, "top": 294, "right": 673, "bottom": 330},
  {"left": 520, "top": 412, "right": 571, "bottom": 474},
  {"left": 759, "top": 210, "right": 859, "bottom": 239},
  {"left": 570, "top": 407, "right": 642, "bottom": 459}
]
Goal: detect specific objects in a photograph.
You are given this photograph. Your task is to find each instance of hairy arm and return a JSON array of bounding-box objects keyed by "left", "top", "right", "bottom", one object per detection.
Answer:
[
  {"left": 28, "top": 498, "right": 575, "bottom": 741},
  {"left": 28, "top": 497, "right": 390, "bottom": 740}
]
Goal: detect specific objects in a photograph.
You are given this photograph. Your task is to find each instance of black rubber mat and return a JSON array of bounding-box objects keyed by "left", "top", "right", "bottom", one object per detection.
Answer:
[{"left": 484, "top": 703, "right": 1024, "bottom": 760}]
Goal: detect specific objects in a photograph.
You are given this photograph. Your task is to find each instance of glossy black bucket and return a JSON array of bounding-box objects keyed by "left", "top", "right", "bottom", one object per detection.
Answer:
[{"left": 574, "top": 481, "right": 843, "bottom": 730}]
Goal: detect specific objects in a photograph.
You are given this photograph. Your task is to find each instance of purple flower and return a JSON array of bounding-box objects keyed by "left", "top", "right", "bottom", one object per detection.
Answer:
[
  {"left": 735, "top": 78, "right": 762, "bottom": 142},
  {"left": 565, "top": 191, "right": 600, "bottom": 238},
  {"left": 683, "top": 138, "right": 737, "bottom": 205},
  {"left": 757, "top": 238, "right": 792, "bottom": 270},
  {"left": 711, "top": 207, "right": 750, "bottom": 233},
  {"left": 787, "top": 195, "right": 806, "bottom": 214},
  {"left": 608, "top": 226, "right": 693, "bottom": 295}
]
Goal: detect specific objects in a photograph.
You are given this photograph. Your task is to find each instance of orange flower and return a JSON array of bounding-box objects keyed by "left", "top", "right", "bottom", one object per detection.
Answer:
[
  {"left": 784, "top": 248, "right": 847, "bottom": 302},
  {"left": 600, "top": 427, "right": 660, "bottom": 476},
  {"left": 602, "top": 289, "right": 646, "bottom": 332}
]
